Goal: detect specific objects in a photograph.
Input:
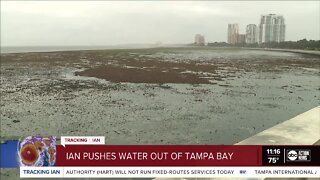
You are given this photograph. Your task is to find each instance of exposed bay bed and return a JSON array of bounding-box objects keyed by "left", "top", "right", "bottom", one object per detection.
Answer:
[{"left": 1, "top": 47, "right": 319, "bottom": 145}]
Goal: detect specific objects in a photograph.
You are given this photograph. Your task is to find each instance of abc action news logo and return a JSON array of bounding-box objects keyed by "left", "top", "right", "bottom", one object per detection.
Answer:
[{"left": 286, "top": 149, "right": 311, "bottom": 162}]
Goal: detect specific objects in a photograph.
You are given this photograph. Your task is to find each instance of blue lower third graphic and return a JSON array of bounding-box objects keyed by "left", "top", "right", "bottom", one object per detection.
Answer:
[{"left": 0, "top": 140, "right": 20, "bottom": 168}]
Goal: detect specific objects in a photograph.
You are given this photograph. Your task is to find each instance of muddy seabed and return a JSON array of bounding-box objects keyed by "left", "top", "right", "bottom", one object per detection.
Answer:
[{"left": 1, "top": 47, "right": 319, "bottom": 145}]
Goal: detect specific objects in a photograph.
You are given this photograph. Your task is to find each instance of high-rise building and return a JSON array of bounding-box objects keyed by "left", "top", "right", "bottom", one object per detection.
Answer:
[
  {"left": 237, "top": 34, "right": 246, "bottom": 44},
  {"left": 227, "top": 24, "right": 239, "bottom": 45},
  {"left": 259, "top": 14, "right": 285, "bottom": 43},
  {"left": 246, "top": 24, "right": 258, "bottom": 44},
  {"left": 194, "top": 34, "right": 205, "bottom": 45}
]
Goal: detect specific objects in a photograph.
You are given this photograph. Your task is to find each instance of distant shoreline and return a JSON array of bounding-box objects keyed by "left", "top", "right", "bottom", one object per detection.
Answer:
[
  {"left": 0, "top": 44, "right": 186, "bottom": 54},
  {"left": 244, "top": 47, "right": 320, "bottom": 56},
  {"left": 1, "top": 45, "right": 320, "bottom": 56},
  {"left": 187, "top": 46, "right": 320, "bottom": 56}
]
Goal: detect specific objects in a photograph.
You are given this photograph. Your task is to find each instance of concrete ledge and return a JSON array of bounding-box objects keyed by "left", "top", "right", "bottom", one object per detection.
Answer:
[{"left": 236, "top": 106, "right": 320, "bottom": 145}]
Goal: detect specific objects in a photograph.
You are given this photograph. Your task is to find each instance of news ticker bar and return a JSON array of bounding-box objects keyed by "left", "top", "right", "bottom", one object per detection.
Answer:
[
  {"left": 20, "top": 166, "right": 320, "bottom": 178},
  {"left": 56, "top": 145, "right": 320, "bottom": 166}
]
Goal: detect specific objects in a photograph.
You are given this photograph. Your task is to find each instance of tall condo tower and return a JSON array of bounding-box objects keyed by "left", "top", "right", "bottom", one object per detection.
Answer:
[
  {"left": 227, "top": 24, "right": 239, "bottom": 45},
  {"left": 195, "top": 34, "right": 205, "bottom": 46},
  {"left": 259, "top": 14, "right": 285, "bottom": 43},
  {"left": 246, "top": 24, "right": 258, "bottom": 44}
]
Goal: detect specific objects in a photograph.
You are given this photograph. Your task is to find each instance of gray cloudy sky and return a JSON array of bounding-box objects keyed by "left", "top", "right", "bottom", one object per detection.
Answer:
[{"left": 1, "top": 1, "right": 319, "bottom": 46}]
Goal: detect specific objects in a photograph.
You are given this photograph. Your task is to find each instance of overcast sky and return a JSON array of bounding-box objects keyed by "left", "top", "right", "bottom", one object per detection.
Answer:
[{"left": 1, "top": 1, "right": 319, "bottom": 46}]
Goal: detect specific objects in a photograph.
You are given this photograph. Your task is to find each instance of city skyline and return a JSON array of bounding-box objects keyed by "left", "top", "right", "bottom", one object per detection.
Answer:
[
  {"left": 225, "top": 14, "right": 286, "bottom": 45},
  {"left": 1, "top": 1, "right": 319, "bottom": 46}
]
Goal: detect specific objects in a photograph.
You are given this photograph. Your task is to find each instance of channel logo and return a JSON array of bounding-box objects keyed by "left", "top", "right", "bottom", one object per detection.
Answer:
[{"left": 286, "top": 149, "right": 311, "bottom": 162}]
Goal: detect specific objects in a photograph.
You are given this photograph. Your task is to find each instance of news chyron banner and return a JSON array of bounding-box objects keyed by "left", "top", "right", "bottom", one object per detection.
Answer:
[{"left": 0, "top": 136, "right": 319, "bottom": 178}]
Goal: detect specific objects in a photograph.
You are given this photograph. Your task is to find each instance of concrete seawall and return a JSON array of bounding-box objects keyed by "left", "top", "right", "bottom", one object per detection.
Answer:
[{"left": 236, "top": 106, "right": 320, "bottom": 145}]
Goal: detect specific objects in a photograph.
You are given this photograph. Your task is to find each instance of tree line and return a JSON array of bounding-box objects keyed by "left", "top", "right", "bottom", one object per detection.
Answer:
[{"left": 207, "top": 39, "right": 320, "bottom": 50}]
